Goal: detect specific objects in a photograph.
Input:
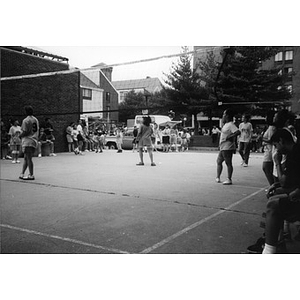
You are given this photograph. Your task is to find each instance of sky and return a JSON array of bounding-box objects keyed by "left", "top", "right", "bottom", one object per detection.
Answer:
[{"left": 38, "top": 46, "right": 192, "bottom": 82}]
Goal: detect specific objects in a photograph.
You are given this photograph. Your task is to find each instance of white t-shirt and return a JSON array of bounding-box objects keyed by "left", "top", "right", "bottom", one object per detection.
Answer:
[
  {"left": 238, "top": 122, "right": 253, "bottom": 142},
  {"left": 21, "top": 116, "right": 39, "bottom": 148},
  {"left": 219, "top": 122, "right": 239, "bottom": 151}
]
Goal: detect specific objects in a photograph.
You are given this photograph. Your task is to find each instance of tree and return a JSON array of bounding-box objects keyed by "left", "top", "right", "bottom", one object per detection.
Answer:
[
  {"left": 216, "top": 46, "right": 292, "bottom": 116},
  {"left": 196, "top": 50, "right": 222, "bottom": 130},
  {"left": 118, "top": 90, "right": 171, "bottom": 123},
  {"left": 163, "top": 46, "right": 210, "bottom": 134},
  {"left": 118, "top": 90, "right": 146, "bottom": 123}
]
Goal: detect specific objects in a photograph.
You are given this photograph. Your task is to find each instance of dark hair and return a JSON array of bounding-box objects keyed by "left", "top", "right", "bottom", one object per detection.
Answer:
[
  {"left": 143, "top": 116, "right": 151, "bottom": 127},
  {"left": 224, "top": 109, "right": 235, "bottom": 121},
  {"left": 270, "top": 128, "right": 295, "bottom": 144},
  {"left": 24, "top": 105, "right": 34, "bottom": 115},
  {"left": 243, "top": 114, "right": 251, "bottom": 122},
  {"left": 274, "top": 109, "right": 295, "bottom": 129},
  {"left": 266, "top": 111, "right": 275, "bottom": 125}
]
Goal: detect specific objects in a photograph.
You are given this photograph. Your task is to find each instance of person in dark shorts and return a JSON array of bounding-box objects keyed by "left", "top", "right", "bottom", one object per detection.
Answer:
[
  {"left": 216, "top": 109, "right": 241, "bottom": 185},
  {"left": 262, "top": 128, "right": 300, "bottom": 254}
]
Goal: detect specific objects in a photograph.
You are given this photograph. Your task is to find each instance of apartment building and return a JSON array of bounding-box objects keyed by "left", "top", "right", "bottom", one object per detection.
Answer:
[{"left": 193, "top": 46, "right": 300, "bottom": 115}]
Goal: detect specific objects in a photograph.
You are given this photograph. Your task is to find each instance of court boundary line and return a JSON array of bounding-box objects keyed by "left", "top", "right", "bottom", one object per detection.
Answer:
[
  {"left": 139, "top": 187, "right": 266, "bottom": 254},
  {"left": 0, "top": 178, "right": 265, "bottom": 212},
  {"left": 0, "top": 224, "right": 130, "bottom": 254}
]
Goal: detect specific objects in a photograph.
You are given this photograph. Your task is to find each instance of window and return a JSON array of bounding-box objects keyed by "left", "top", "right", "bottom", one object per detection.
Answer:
[
  {"left": 284, "top": 67, "right": 293, "bottom": 74},
  {"left": 82, "top": 88, "right": 92, "bottom": 100},
  {"left": 119, "top": 91, "right": 128, "bottom": 102},
  {"left": 285, "top": 50, "right": 293, "bottom": 61},
  {"left": 275, "top": 52, "right": 283, "bottom": 61},
  {"left": 286, "top": 85, "right": 293, "bottom": 94},
  {"left": 106, "top": 92, "right": 110, "bottom": 103}
]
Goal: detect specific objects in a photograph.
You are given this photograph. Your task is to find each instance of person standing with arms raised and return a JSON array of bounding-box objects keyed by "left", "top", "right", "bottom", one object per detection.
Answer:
[
  {"left": 136, "top": 116, "right": 156, "bottom": 166},
  {"left": 19, "top": 106, "right": 39, "bottom": 180}
]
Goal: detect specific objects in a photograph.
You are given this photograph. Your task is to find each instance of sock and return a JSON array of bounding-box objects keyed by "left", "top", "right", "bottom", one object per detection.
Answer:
[{"left": 262, "top": 243, "right": 276, "bottom": 254}]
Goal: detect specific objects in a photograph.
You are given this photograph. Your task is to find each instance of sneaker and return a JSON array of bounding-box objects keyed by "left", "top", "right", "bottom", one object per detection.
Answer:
[
  {"left": 50, "top": 153, "right": 57, "bottom": 156},
  {"left": 136, "top": 162, "right": 144, "bottom": 166},
  {"left": 19, "top": 174, "right": 25, "bottom": 179},
  {"left": 241, "top": 160, "right": 245, "bottom": 166},
  {"left": 38, "top": 154, "right": 42, "bottom": 158},
  {"left": 223, "top": 179, "right": 232, "bottom": 185},
  {"left": 12, "top": 160, "right": 16, "bottom": 164},
  {"left": 16, "top": 160, "right": 21, "bottom": 164},
  {"left": 243, "top": 164, "right": 248, "bottom": 167},
  {"left": 247, "top": 237, "right": 265, "bottom": 254},
  {"left": 216, "top": 178, "right": 221, "bottom": 183},
  {"left": 23, "top": 175, "right": 35, "bottom": 180},
  {"left": 151, "top": 163, "right": 156, "bottom": 166}
]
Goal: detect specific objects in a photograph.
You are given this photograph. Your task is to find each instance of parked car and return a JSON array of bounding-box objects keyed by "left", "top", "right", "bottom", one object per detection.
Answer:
[{"left": 105, "top": 130, "right": 135, "bottom": 150}]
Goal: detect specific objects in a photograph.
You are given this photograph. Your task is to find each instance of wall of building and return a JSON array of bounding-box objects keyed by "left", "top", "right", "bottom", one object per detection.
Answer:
[
  {"left": 100, "top": 72, "right": 119, "bottom": 123},
  {"left": 1, "top": 47, "right": 82, "bottom": 153},
  {"left": 1, "top": 73, "right": 81, "bottom": 153},
  {"left": 82, "top": 88, "right": 104, "bottom": 118},
  {"left": 291, "top": 47, "right": 300, "bottom": 114},
  {"left": 1, "top": 47, "right": 69, "bottom": 77}
]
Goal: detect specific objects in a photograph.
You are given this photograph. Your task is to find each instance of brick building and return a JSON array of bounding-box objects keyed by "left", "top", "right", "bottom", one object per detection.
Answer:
[{"left": 1, "top": 47, "right": 119, "bottom": 153}]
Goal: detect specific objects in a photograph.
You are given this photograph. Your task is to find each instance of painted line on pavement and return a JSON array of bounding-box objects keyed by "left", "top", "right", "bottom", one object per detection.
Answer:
[
  {"left": 139, "top": 187, "right": 266, "bottom": 254},
  {"left": 0, "top": 224, "right": 130, "bottom": 254}
]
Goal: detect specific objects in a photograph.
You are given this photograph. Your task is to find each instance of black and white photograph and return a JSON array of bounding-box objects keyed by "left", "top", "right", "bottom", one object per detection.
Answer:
[{"left": 1, "top": 1, "right": 299, "bottom": 299}]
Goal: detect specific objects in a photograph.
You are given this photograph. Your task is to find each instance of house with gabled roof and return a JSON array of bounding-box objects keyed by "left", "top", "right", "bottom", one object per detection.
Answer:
[
  {"left": 80, "top": 73, "right": 104, "bottom": 119},
  {"left": 112, "top": 77, "right": 163, "bottom": 103}
]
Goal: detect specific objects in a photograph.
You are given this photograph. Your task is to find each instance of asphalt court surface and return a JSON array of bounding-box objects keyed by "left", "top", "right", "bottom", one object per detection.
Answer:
[{"left": 1, "top": 149, "right": 299, "bottom": 254}]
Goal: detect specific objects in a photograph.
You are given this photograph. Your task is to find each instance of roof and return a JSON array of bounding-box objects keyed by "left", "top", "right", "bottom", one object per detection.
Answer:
[
  {"left": 80, "top": 73, "right": 101, "bottom": 89},
  {"left": 3, "top": 46, "right": 69, "bottom": 62},
  {"left": 112, "top": 77, "right": 163, "bottom": 94}
]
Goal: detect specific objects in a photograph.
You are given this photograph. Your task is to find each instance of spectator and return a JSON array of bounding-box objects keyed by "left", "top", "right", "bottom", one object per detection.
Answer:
[
  {"left": 262, "top": 129, "right": 300, "bottom": 254},
  {"left": 170, "top": 126, "right": 178, "bottom": 152},
  {"left": 211, "top": 126, "right": 221, "bottom": 144},
  {"left": 152, "top": 123, "right": 160, "bottom": 152},
  {"left": 247, "top": 109, "right": 297, "bottom": 253},
  {"left": 216, "top": 109, "right": 241, "bottom": 185},
  {"left": 66, "top": 122, "right": 74, "bottom": 153},
  {"left": 181, "top": 129, "right": 189, "bottom": 151},
  {"left": 177, "top": 132, "right": 183, "bottom": 152},
  {"left": 19, "top": 106, "right": 39, "bottom": 180},
  {"left": 72, "top": 123, "right": 80, "bottom": 155},
  {"left": 76, "top": 120, "right": 84, "bottom": 154},
  {"left": 37, "top": 127, "right": 56, "bottom": 157},
  {"left": 132, "top": 126, "right": 138, "bottom": 152},
  {"left": 136, "top": 116, "right": 156, "bottom": 166},
  {"left": 262, "top": 111, "right": 276, "bottom": 185},
  {"left": 44, "top": 117, "right": 53, "bottom": 136},
  {"left": 8, "top": 120, "right": 22, "bottom": 164},
  {"left": 116, "top": 128, "right": 123, "bottom": 153},
  {"left": 1, "top": 120, "right": 12, "bottom": 160},
  {"left": 238, "top": 114, "right": 253, "bottom": 167},
  {"left": 45, "top": 128, "right": 56, "bottom": 156},
  {"left": 162, "top": 125, "right": 171, "bottom": 152}
]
